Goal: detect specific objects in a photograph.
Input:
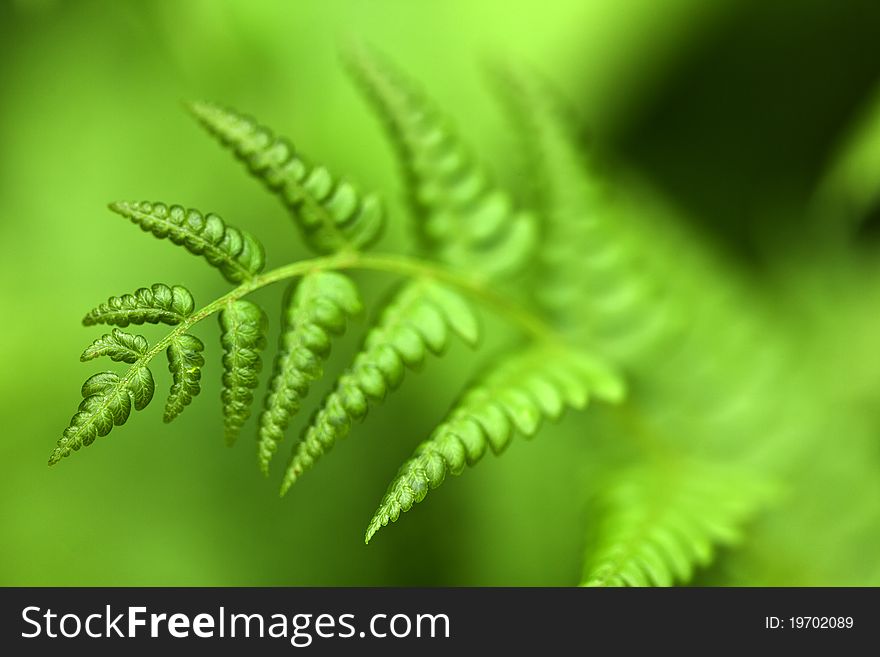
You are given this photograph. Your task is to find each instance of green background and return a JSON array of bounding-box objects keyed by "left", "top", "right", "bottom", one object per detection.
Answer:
[{"left": 1, "top": 0, "right": 879, "bottom": 586}]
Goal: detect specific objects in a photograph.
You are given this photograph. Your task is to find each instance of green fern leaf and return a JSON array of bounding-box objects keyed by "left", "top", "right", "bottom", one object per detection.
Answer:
[
  {"left": 257, "top": 272, "right": 362, "bottom": 475},
  {"left": 279, "top": 279, "right": 480, "bottom": 495},
  {"left": 83, "top": 283, "right": 195, "bottom": 327},
  {"left": 219, "top": 300, "right": 268, "bottom": 445},
  {"left": 189, "top": 101, "right": 385, "bottom": 254},
  {"left": 365, "top": 345, "right": 625, "bottom": 542},
  {"left": 499, "top": 70, "right": 784, "bottom": 453},
  {"left": 495, "top": 69, "right": 683, "bottom": 359},
  {"left": 164, "top": 334, "right": 205, "bottom": 423},
  {"left": 108, "top": 201, "right": 265, "bottom": 284},
  {"left": 345, "top": 45, "right": 536, "bottom": 277},
  {"left": 80, "top": 328, "right": 149, "bottom": 364},
  {"left": 581, "top": 461, "right": 774, "bottom": 587},
  {"left": 493, "top": 72, "right": 609, "bottom": 319},
  {"left": 49, "top": 368, "right": 155, "bottom": 465}
]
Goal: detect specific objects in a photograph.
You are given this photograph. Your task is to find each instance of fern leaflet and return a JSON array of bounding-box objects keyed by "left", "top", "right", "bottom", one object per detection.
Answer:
[
  {"left": 365, "top": 345, "right": 625, "bottom": 542},
  {"left": 279, "top": 279, "right": 480, "bottom": 495},
  {"left": 219, "top": 300, "right": 268, "bottom": 445},
  {"left": 497, "top": 69, "right": 680, "bottom": 359},
  {"left": 49, "top": 368, "right": 155, "bottom": 465},
  {"left": 257, "top": 271, "right": 362, "bottom": 475},
  {"left": 164, "top": 334, "right": 206, "bottom": 423},
  {"left": 581, "top": 461, "right": 774, "bottom": 587},
  {"left": 83, "top": 283, "right": 194, "bottom": 327},
  {"left": 189, "top": 101, "right": 385, "bottom": 254},
  {"left": 80, "top": 329, "right": 149, "bottom": 364},
  {"left": 109, "top": 201, "right": 265, "bottom": 284},
  {"left": 346, "top": 45, "right": 537, "bottom": 277}
]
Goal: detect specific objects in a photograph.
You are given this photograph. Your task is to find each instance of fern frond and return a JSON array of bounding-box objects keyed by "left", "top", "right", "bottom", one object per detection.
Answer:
[
  {"left": 365, "top": 345, "right": 625, "bottom": 542},
  {"left": 581, "top": 461, "right": 774, "bottom": 587},
  {"left": 498, "top": 70, "right": 787, "bottom": 458},
  {"left": 164, "top": 334, "right": 205, "bottom": 423},
  {"left": 80, "top": 328, "right": 149, "bottom": 364},
  {"left": 189, "top": 101, "right": 385, "bottom": 254},
  {"left": 108, "top": 201, "right": 265, "bottom": 284},
  {"left": 219, "top": 300, "right": 268, "bottom": 445},
  {"left": 83, "top": 283, "right": 195, "bottom": 327},
  {"left": 49, "top": 368, "right": 155, "bottom": 465},
  {"left": 279, "top": 279, "right": 479, "bottom": 495},
  {"left": 345, "top": 45, "right": 537, "bottom": 277},
  {"left": 257, "top": 272, "right": 362, "bottom": 475}
]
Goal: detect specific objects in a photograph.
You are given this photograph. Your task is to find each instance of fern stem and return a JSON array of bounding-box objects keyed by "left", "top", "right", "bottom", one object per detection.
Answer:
[
  {"left": 111, "top": 252, "right": 556, "bottom": 416},
  {"left": 271, "top": 252, "right": 555, "bottom": 341}
]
